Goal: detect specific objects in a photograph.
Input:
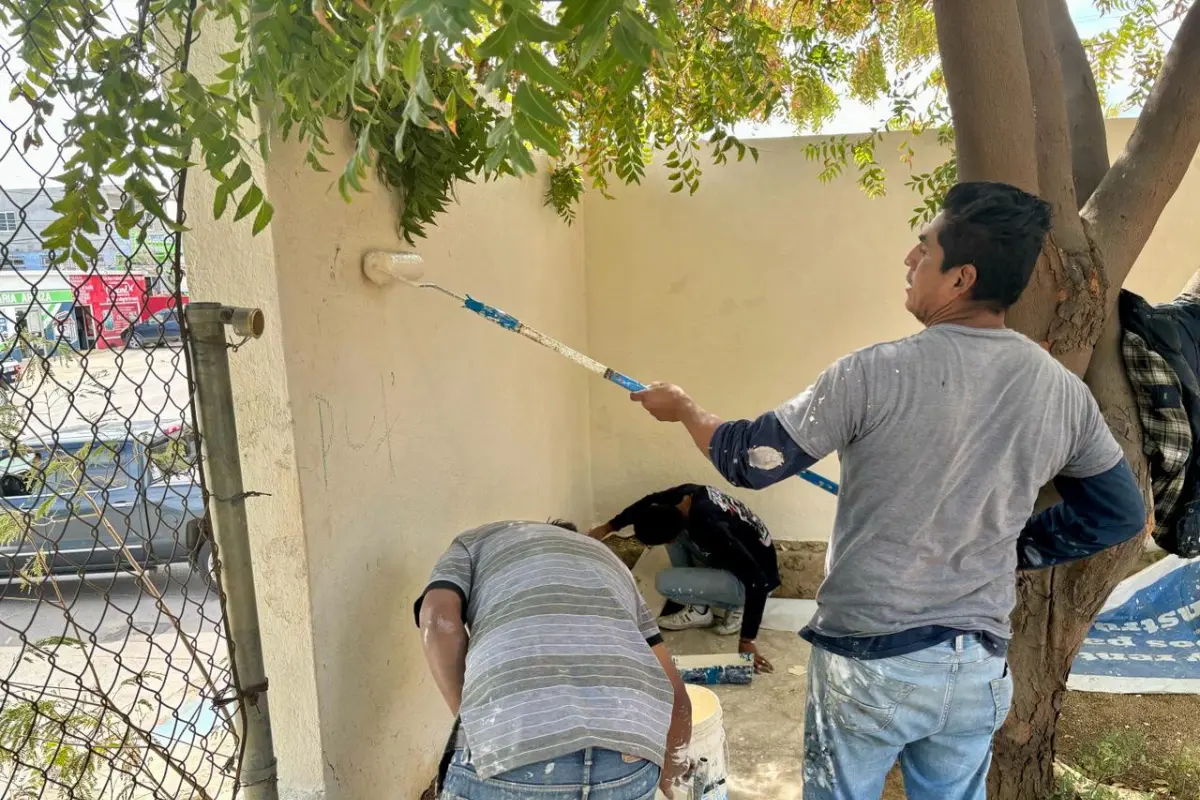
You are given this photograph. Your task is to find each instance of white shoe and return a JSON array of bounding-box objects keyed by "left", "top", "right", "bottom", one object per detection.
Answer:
[
  {"left": 657, "top": 605, "right": 714, "bottom": 631},
  {"left": 713, "top": 607, "right": 744, "bottom": 636}
]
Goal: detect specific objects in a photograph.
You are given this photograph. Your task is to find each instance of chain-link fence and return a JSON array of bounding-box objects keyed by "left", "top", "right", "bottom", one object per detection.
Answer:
[{"left": 0, "top": 1, "right": 244, "bottom": 797}]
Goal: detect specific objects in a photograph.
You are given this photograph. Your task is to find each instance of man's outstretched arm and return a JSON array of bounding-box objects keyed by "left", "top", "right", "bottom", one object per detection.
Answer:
[{"left": 632, "top": 384, "right": 818, "bottom": 490}]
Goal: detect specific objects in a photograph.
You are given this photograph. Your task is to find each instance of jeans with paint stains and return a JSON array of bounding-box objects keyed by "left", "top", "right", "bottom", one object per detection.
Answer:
[
  {"left": 441, "top": 747, "right": 661, "bottom": 800},
  {"left": 803, "top": 633, "right": 1012, "bottom": 800}
]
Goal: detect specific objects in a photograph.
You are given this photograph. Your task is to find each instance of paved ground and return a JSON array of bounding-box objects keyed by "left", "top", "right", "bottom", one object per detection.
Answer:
[
  {"left": 0, "top": 565, "right": 236, "bottom": 798},
  {"left": 664, "top": 628, "right": 810, "bottom": 800},
  {"left": 0, "top": 347, "right": 234, "bottom": 798},
  {"left": 9, "top": 346, "right": 191, "bottom": 440}
]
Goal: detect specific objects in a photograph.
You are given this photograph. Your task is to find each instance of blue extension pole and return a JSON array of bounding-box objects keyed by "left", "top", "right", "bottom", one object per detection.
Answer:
[{"left": 462, "top": 295, "right": 839, "bottom": 496}]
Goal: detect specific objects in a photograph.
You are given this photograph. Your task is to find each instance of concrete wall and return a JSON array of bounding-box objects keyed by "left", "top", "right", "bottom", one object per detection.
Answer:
[
  {"left": 187, "top": 130, "right": 592, "bottom": 800},
  {"left": 184, "top": 29, "right": 327, "bottom": 799},
  {"left": 186, "top": 107, "right": 1200, "bottom": 798},
  {"left": 583, "top": 118, "right": 1200, "bottom": 543},
  {"left": 270, "top": 133, "right": 593, "bottom": 799}
]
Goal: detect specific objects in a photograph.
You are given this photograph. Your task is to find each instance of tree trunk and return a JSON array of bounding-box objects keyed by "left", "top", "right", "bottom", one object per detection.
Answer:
[
  {"left": 932, "top": 2, "right": 1200, "bottom": 798},
  {"left": 991, "top": 314, "right": 1151, "bottom": 799}
]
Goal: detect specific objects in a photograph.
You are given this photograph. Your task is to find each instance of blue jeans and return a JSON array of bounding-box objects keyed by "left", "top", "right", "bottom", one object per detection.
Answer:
[
  {"left": 656, "top": 536, "right": 745, "bottom": 610},
  {"left": 803, "top": 634, "right": 1013, "bottom": 800},
  {"left": 441, "top": 748, "right": 661, "bottom": 800}
]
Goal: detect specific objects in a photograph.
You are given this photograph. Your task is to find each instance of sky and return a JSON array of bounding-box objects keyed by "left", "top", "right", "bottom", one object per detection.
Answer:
[
  {"left": 733, "top": 0, "right": 1166, "bottom": 139},
  {"left": 0, "top": 1, "right": 1179, "bottom": 189}
]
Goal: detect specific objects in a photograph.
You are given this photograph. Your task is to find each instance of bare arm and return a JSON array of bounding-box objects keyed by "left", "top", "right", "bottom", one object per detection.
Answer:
[
  {"left": 632, "top": 383, "right": 724, "bottom": 456},
  {"left": 679, "top": 401, "right": 724, "bottom": 456},
  {"left": 419, "top": 588, "right": 469, "bottom": 715},
  {"left": 587, "top": 523, "right": 613, "bottom": 541},
  {"left": 651, "top": 642, "right": 693, "bottom": 798}
]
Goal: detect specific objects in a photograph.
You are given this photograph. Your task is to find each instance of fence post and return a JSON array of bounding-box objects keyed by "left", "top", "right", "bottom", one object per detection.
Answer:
[{"left": 187, "top": 302, "right": 279, "bottom": 800}]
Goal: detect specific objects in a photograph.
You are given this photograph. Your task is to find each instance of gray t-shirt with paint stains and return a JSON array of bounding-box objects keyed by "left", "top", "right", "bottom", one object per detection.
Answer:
[
  {"left": 414, "top": 522, "right": 672, "bottom": 779},
  {"left": 775, "top": 324, "right": 1123, "bottom": 641}
]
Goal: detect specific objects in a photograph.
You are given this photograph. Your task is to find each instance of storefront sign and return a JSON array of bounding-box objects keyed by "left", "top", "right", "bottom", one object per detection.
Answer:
[{"left": 0, "top": 289, "right": 76, "bottom": 306}]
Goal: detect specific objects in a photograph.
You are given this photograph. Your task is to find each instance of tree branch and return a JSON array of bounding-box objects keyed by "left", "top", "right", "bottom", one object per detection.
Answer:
[
  {"left": 994, "top": 0, "right": 1104, "bottom": 375},
  {"left": 1083, "top": 0, "right": 1200, "bottom": 292},
  {"left": 1047, "top": 0, "right": 1110, "bottom": 206},
  {"left": 932, "top": 0, "right": 1039, "bottom": 192},
  {"left": 1016, "top": 0, "right": 1086, "bottom": 250}
]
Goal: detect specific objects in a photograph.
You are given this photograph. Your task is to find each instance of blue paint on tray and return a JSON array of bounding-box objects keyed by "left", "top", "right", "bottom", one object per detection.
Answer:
[{"left": 675, "top": 653, "right": 754, "bottom": 685}]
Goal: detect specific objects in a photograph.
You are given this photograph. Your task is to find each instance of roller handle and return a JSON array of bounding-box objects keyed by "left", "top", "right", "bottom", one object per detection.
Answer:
[{"left": 461, "top": 296, "right": 839, "bottom": 494}]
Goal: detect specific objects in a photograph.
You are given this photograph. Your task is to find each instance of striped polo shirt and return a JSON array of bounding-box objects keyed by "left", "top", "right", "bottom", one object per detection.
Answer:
[{"left": 414, "top": 521, "right": 672, "bottom": 779}]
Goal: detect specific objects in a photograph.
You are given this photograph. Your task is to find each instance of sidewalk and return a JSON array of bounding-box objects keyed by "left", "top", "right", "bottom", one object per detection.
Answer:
[{"left": 662, "top": 628, "right": 809, "bottom": 800}]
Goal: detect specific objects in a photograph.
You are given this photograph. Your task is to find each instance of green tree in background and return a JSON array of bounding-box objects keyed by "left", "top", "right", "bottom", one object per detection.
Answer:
[{"left": 6, "top": 1, "right": 1200, "bottom": 797}]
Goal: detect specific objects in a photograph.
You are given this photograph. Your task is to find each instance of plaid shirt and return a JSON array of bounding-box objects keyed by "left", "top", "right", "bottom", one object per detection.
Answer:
[{"left": 1121, "top": 330, "right": 1191, "bottom": 544}]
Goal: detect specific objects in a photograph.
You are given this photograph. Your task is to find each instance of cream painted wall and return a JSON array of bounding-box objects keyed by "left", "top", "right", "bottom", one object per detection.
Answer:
[
  {"left": 583, "top": 118, "right": 1200, "bottom": 543},
  {"left": 188, "top": 32, "right": 592, "bottom": 798},
  {"left": 267, "top": 132, "right": 593, "bottom": 799},
  {"left": 185, "top": 93, "right": 1199, "bottom": 797},
  {"left": 183, "top": 26, "right": 327, "bottom": 800}
]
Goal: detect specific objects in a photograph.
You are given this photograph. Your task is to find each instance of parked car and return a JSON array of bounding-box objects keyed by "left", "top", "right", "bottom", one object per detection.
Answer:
[
  {"left": 123, "top": 308, "right": 182, "bottom": 349},
  {"left": 0, "top": 424, "right": 213, "bottom": 584},
  {"left": 0, "top": 344, "right": 25, "bottom": 394}
]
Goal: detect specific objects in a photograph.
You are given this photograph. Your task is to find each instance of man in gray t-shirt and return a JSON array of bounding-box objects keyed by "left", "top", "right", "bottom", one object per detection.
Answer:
[
  {"left": 631, "top": 181, "right": 1145, "bottom": 800},
  {"left": 415, "top": 520, "right": 694, "bottom": 799}
]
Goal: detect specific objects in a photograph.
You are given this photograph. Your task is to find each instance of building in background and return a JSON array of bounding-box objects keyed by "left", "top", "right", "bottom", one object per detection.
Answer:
[{"left": 0, "top": 186, "right": 188, "bottom": 352}]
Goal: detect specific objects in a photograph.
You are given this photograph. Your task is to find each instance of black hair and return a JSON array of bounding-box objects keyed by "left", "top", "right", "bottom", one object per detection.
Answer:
[
  {"left": 548, "top": 518, "right": 578, "bottom": 532},
  {"left": 937, "top": 181, "right": 1052, "bottom": 311},
  {"left": 633, "top": 504, "right": 685, "bottom": 546}
]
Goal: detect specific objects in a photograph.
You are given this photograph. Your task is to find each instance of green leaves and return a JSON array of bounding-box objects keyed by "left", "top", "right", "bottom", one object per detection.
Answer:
[
  {"left": 514, "top": 83, "right": 567, "bottom": 130},
  {"left": 252, "top": 200, "right": 275, "bottom": 235},
  {"left": 478, "top": 22, "right": 521, "bottom": 59},
  {"left": 25, "top": 0, "right": 1175, "bottom": 253},
  {"left": 515, "top": 48, "right": 571, "bottom": 93},
  {"left": 234, "top": 185, "right": 264, "bottom": 222},
  {"left": 403, "top": 34, "right": 423, "bottom": 86},
  {"left": 514, "top": 10, "right": 567, "bottom": 44}
]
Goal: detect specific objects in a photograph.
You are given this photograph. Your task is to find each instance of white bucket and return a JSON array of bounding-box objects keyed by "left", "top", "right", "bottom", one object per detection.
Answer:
[{"left": 684, "top": 684, "right": 729, "bottom": 800}]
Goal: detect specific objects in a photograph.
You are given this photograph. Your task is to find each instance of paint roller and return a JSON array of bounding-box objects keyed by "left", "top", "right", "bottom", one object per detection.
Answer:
[{"left": 362, "top": 251, "right": 839, "bottom": 495}]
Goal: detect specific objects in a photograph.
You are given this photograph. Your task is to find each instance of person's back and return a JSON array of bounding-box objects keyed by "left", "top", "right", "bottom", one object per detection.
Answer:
[
  {"left": 630, "top": 180, "right": 1146, "bottom": 800},
  {"left": 415, "top": 521, "right": 691, "bottom": 800},
  {"left": 790, "top": 323, "right": 1118, "bottom": 641}
]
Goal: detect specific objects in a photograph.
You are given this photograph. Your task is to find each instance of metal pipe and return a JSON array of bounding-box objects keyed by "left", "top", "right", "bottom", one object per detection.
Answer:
[{"left": 187, "top": 302, "right": 278, "bottom": 800}]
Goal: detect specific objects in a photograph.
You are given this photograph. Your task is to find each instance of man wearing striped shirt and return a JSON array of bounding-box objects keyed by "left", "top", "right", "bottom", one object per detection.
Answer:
[{"left": 415, "top": 519, "right": 693, "bottom": 799}]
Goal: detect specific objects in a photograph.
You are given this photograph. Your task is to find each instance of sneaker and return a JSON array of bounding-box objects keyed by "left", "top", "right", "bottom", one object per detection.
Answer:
[
  {"left": 657, "top": 605, "right": 714, "bottom": 631},
  {"left": 713, "top": 607, "right": 744, "bottom": 636}
]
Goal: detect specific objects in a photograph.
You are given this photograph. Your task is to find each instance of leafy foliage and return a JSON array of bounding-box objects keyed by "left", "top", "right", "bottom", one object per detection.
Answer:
[
  {"left": 1084, "top": 0, "right": 1191, "bottom": 115},
  {"left": 1, "top": 0, "right": 1190, "bottom": 253},
  {"left": 0, "top": 695, "right": 145, "bottom": 799}
]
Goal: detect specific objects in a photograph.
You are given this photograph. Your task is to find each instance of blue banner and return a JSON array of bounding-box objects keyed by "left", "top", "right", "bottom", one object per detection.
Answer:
[{"left": 1068, "top": 556, "right": 1200, "bottom": 693}]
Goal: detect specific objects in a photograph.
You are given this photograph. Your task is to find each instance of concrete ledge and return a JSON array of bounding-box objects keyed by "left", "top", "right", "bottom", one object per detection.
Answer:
[
  {"left": 279, "top": 789, "right": 326, "bottom": 800},
  {"left": 775, "top": 541, "right": 826, "bottom": 599},
  {"left": 604, "top": 539, "right": 828, "bottom": 600}
]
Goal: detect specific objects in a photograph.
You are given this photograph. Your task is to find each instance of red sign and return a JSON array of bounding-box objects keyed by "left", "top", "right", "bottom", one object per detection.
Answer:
[{"left": 68, "top": 274, "right": 148, "bottom": 349}]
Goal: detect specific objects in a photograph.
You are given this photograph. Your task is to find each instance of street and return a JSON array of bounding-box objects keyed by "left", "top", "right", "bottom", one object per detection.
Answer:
[
  {"left": 8, "top": 346, "right": 192, "bottom": 441},
  {"left": 0, "top": 345, "right": 236, "bottom": 798},
  {"left": 0, "top": 566, "right": 237, "bottom": 798}
]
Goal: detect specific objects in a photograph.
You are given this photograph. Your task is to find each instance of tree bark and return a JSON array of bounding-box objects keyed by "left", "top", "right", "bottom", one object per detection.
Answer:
[
  {"left": 1017, "top": 0, "right": 1081, "bottom": 228},
  {"left": 932, "top": 0, "right": 1039, "bottom": 193},
  {"left": 932, "top": 3, "right": 1193, "bottom": 799},
  {"left": 1046, "top": 0, "right": 1110, "bottom": 206},
  {"left": 1083, "top": 0, "right": 1200, "bottom": 294},
  {"left": 991, "top": 313, "right": 1152, "bottom": 799},
  {"left": 1008, "top": 0, "right": 1104, "bottom": 378}
]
